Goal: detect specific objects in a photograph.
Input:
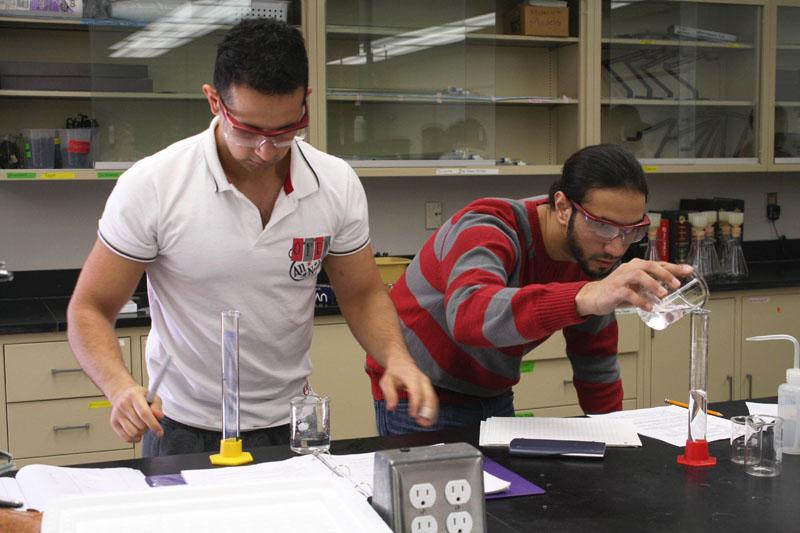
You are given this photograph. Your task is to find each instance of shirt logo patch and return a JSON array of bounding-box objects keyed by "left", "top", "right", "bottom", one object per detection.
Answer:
[{"left": 289, "top": 236, "right": 331, "bottom": 281}]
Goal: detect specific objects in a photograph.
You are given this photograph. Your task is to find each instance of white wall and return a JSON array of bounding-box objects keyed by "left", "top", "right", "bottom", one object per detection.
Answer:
[{"left": 0, "top": 171, "right": 798, "bottom": 271}]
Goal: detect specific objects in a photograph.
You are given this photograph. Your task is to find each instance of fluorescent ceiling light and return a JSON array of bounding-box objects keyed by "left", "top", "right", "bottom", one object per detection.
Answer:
[
  {"left": 109, "top": 0, "right": 247, "bottom": 58},
  {"left": 328, "top": 12, "right": 496, "bottom": 66}
]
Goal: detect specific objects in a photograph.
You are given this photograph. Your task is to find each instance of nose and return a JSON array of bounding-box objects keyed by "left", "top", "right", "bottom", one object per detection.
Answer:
[
  {"left": 604, "top": 235, "right": 626, "bottom": 257},
  {"left": 255, "top": 138, "right": 278, "bottom": 157}
]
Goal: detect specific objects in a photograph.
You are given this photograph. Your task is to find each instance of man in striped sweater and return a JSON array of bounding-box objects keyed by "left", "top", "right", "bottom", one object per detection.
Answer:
[{"left": 367, "top": 144, "right": 692, "bottom": 435}]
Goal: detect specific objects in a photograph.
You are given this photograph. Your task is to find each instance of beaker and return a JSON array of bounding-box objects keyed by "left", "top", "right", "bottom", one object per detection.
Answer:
[
  {"left": 637, "top": 271, "right": 709, "bottom": 330},
  {"left": 744, "top": 415, "right": 783, "bottom": 477},
  {"left": 290, "top": 394, "right": 330, "bottom": 454},
  {"left": 730, "top": 415, "right": 748, "bottom": 464}
]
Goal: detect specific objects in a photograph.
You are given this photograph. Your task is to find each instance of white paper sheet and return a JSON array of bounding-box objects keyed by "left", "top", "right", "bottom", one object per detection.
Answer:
[
  {"left": 8, "top": 465, "right": 148, "bottom": 511},
  {"left": 480, "top": 417, "right": 642, "bottom": 447},
  {"left": 589, "top": 405, "right": 731, "bottom": 447},
  {"left": 746, "top": 402, "right": 778, "bottom": 416}
]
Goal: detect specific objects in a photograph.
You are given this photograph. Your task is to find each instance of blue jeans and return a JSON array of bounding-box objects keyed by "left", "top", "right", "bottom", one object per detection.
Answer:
[
  {"left": 143, "top": 416, "right": 290, "bottom": 457},
  {"left": 374, "top": 392, "right": 515, "bottom": 436}
]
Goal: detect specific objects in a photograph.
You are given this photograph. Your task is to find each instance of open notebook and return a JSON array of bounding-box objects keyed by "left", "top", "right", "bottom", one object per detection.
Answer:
[
  {"left": 0, "top": 465, "right": 148, "bottom": 511},
  {"left": 182, "top": 450, "right": 512, "bottom": 496},
  {"left": 480, "top": 417, "right": 642, "bottom": 447}
]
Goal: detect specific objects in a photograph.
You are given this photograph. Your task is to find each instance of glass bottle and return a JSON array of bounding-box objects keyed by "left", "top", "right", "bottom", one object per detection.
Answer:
[
  {"left": 688, "top": 213, "right": 710, "bottom": 279},
  {"left": 701, "top": 211, "right": 721, "bottom": 281},
  {"left": 643, "top": 212, "right": 662, "bottom": 261},
  {"left": 726, "top": 212, "right": 748, "bottom": 280}
]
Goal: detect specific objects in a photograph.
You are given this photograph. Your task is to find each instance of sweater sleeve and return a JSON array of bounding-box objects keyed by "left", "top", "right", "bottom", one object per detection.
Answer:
[
  {"left": 564, "top": 314, "right": 623, "bottom": 413},
  {"left": 439, "top": 209, "right": 589, "bottom": 348}
]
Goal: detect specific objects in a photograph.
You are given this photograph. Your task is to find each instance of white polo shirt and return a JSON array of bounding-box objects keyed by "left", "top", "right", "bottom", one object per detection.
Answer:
[{"left": 98, "top": 117, "right": 370, "bottom": 430}]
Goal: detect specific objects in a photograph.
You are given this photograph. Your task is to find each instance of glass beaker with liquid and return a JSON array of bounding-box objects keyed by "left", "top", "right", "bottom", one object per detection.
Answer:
[
  {"left": 637, "top": 272, "right": 709, "bottom": 330},
  {"left": 290, "top": 394, "right": 331, "bottom": 454}
]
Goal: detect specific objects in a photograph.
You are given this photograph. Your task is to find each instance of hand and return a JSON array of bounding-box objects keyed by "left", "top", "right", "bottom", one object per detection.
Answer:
[
  {"left": 0, "top": 510, "right": 42, "bottom": 532},
  {"left": 108, "top": 384, "right": 165, "bottom": 443},
  {"left": 575, "top": 259, "right": 694, "bottom": 316},
  {"left": 379, "top": 354, "right": 439, "bottom": 427}
]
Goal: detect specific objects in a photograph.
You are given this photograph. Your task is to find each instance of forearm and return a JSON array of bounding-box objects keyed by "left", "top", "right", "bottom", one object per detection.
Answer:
[
  {"left": 337, "top": 286, "right": 411, "bottom": 367},
  {"left": 67, "top": 302, "right": 138, "bottom": 401}
]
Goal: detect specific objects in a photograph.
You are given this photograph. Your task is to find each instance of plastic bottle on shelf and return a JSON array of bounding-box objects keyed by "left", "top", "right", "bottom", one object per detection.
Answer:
[{"left": 746, "top": 334, "right": 800, "bottom": 455}]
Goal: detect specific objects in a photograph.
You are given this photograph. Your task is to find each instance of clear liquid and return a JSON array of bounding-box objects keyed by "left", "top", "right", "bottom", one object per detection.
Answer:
[
  {"left": 637, "top": 303, "right": 693, "bottom": 330},
  {"left": 290, "top": 434, "right": 330, "bottom": 454},
  {"left": 688, "top": 389, "right": 708, "bottom": 442}
]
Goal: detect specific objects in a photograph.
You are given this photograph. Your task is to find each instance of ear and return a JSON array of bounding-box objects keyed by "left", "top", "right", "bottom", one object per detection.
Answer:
[
  {"left": 553, "top": 191, "right": 572, "bottom": 226},
  {"left": 202, "top": 84, "right": 220, "bottom": 115}
]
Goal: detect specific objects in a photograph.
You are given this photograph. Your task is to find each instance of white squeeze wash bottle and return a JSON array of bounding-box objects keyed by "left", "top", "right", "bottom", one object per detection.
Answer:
[{"left": 746, "top": 334, "right": 800, "bottom": 455}]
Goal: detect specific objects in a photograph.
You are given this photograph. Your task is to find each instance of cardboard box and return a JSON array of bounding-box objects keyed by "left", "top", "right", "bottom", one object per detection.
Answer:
[{"left": 506, "top": 4, "right": 569, "bottom": 38}]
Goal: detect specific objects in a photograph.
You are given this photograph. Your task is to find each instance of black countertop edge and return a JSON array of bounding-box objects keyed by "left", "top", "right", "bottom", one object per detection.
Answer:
[{"left": 0, "top": 296, "right": 342, "bottom": 336}]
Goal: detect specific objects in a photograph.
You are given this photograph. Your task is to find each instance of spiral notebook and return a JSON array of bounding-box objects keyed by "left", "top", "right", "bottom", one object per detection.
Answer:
[{"left": 479, "top": 417, "right": 642, "bottom": 447}]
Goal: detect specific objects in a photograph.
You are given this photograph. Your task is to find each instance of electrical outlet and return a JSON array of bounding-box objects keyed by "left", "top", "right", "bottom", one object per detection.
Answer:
[
  {"left": 411, "top": 515, "right": 439, "bottom": 533},
  {"left": 444, "top": 479, "right": 472, "bottom": 505},
  {"left": 446, "top": 511, "right": 473, "bottom": 533},
  {"left": 425, "top": 201, "right": 443, "bottom": 230},
  {"left": 767, "top": 192, "right": 778, "bottom": 205},
  {"left": 409, "top": 482, "right": 436, "bottom": 509}
]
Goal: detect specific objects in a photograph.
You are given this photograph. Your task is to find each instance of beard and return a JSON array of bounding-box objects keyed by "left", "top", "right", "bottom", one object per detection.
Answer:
[{"left": 566, "top": 211, "right": 621, "bottom": 279}]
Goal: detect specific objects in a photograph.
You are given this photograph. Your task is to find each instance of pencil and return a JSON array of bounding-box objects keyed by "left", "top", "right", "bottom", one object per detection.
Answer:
[{"left": 664, "top": 399, "right": 724, "bottom": 418}]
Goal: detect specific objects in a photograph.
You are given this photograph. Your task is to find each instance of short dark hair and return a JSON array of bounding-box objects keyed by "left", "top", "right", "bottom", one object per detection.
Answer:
[
  {"left": 213, "top": 19, "right": 308, "bottom": 101},
  {"left": 548, "top": 144, "right": 648, "bottom": 206}
]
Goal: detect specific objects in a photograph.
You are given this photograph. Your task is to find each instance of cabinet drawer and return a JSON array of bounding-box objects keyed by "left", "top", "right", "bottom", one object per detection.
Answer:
[
  {"left": 5, "top": 338, "right": 131, "bottom": 402},
  {"left": 14, "top": 449, "right": 136, "bottom": 469},
  {"left": 526, "top": 313, "right": 640, "bottom": 361},
  {"left": 513, "top": 352, "right": 637, "bottom": 410},
  {"left": 8, "top": 397, "right": 131, "bottom": 458}
]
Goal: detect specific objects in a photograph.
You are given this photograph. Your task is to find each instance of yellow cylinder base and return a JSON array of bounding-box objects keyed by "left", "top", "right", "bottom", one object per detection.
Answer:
[{"left": 209, "top": 437, "right": 253, "bottom": 466}]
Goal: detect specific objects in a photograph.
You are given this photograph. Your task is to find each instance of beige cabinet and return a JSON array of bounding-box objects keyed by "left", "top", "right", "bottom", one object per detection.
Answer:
[
  {"left": 740, "top": 289, "right": 800, "bottom": 398},
  {"left": 0, "top": 328, "right": 148, "bottom": 465},
  {"left": 513, "top": 312, "right": 642, "bottom": 415},
  {"left": 649, "top": 297, "right": 736, "bottom": 406},
  {"left": 308, "top": 316, "right": 377, "bottom": 439}
]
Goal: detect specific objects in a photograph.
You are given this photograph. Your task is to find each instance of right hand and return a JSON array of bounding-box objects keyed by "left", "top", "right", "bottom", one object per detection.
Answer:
[
  {"left": 575, "top": 259, "right": 694, "bottom": 317},
  {"left": 108, "top": 385, "right": 164, "bottom": 443}
]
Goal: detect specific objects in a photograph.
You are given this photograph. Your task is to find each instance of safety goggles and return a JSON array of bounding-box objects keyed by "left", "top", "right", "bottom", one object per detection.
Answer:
[
  {"left": 572, "top": 200, "right": 649, "bottom": 243},
  {"left": 218, "top": 97, "right": 308, "bottom": 150}
]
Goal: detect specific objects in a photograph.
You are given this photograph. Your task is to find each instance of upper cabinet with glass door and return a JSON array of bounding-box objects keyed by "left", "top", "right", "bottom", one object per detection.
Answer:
[
  {"left": 601, "top": 0, "right": 762, "bottom": 170},
  {"left": 324, "top": 0, "right": 582, "bottom": 176},
  {"left": 0, "top": 1, "right": 302, "bottom": 181},
  {"left": 775, "top": 3, "right": 800, "bottom": 165}
]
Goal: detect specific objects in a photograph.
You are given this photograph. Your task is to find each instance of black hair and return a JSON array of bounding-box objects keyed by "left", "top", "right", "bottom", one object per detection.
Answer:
[
  {"left": 213, "top": 19, "right": 308, "bottom": 101},
  {"left": 548, "top": 144, "right": 648, "bottom": 206}
]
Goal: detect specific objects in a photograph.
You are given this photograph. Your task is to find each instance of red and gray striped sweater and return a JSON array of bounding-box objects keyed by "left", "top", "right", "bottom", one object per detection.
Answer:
[{"left": 366, "top": 195, "right": 623, "bottom": 414}]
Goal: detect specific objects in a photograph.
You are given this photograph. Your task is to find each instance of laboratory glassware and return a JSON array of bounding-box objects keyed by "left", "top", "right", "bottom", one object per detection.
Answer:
[
  {"left": 725, "top": 212, "right": 748, "bottom": 280},
  {"left": 637, "top": 271, "right": 709, "bottom": 330},
  {"left": 290, "top": 393, "right": 331, "bottom": 454},
  {"left": 210, "top": 309, "right": 253, "bottom": 465},
  {"left": 730, "top": 415, "right": 748, "bottom": 464},
  {"left": 642, "top": 212, "right": 662, "bottom": 261},
  {"left": 744, "top": 415, "right": 783, "bottom": 477},
  {"left": 677, "top": 308, "right": 716, "bottom": 466}
]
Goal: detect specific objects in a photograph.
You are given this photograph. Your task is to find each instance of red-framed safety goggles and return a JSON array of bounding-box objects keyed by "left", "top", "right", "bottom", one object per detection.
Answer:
[
  {"left": 218, "top": 97, "right": 309, "bottom": 149},
  {"left": 572, "top": 200, "right": 649, "bottom": 243}
]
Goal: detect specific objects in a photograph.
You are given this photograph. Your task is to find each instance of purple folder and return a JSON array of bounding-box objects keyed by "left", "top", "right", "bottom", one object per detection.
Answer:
[{"left": 483, "top": 456, "right": 545, "bottom": 499}]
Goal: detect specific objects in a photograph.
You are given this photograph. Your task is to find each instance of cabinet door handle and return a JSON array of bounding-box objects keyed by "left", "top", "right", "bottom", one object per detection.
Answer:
[
  {"left": 50, "top": 367, "right": 84, "bottom": 375},
  {"left": 563, "top": 379, "right": 573, "bottom": 386},
  {"left": 746, "top": 374, "right": 753, "bottom": 400},
  {"left": 53, "top": 423, "right": 91, "bottom": 432},
  {"left": 726, "top": 375, "right": 733, "bottom": 401}
]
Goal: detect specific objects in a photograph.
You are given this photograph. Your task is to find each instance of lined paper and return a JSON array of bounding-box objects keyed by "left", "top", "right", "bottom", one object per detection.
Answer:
[{"left": 479, "top": 417, "right": 642, "bottom": 447}]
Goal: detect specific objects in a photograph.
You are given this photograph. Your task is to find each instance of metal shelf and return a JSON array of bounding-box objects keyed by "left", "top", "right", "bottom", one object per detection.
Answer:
[
  {"left": 602, "top": 37, "right": 754, "bottom": 49},
  {"left": 0, "top": 90, "right": 206, "bottom": 100}
]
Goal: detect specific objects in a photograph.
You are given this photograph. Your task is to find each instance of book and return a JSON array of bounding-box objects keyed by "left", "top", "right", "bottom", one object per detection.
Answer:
[
  {"left": 669, "top": 24, "right": 737, "bottom": 43},
  {"left": 658, "top": 216, "right": 670, "bottom": 261},
  {"left": 661, "top": 210, "right": 691, "bottom": 264},
  {"left": 0, "top": 464, "right": 148, "bottom": 511},
  {"left": 479, "top": 416, "right": 642, "bottom": 447}
]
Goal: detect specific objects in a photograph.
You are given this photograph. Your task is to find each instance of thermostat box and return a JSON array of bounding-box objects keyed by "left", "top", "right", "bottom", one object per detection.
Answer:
[{"left": 506, "top": 3, "right": 569, "bottom": 37}]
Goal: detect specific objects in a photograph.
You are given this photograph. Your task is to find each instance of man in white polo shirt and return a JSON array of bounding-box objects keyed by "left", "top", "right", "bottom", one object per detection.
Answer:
[{"left": 67, "top": 19, "right": 438, "bottom": 456}]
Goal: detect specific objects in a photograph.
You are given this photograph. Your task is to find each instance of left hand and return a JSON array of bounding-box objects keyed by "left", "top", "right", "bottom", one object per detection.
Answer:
[{"left": 379, "top": 355, "right": 439, "bottom": 427}]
